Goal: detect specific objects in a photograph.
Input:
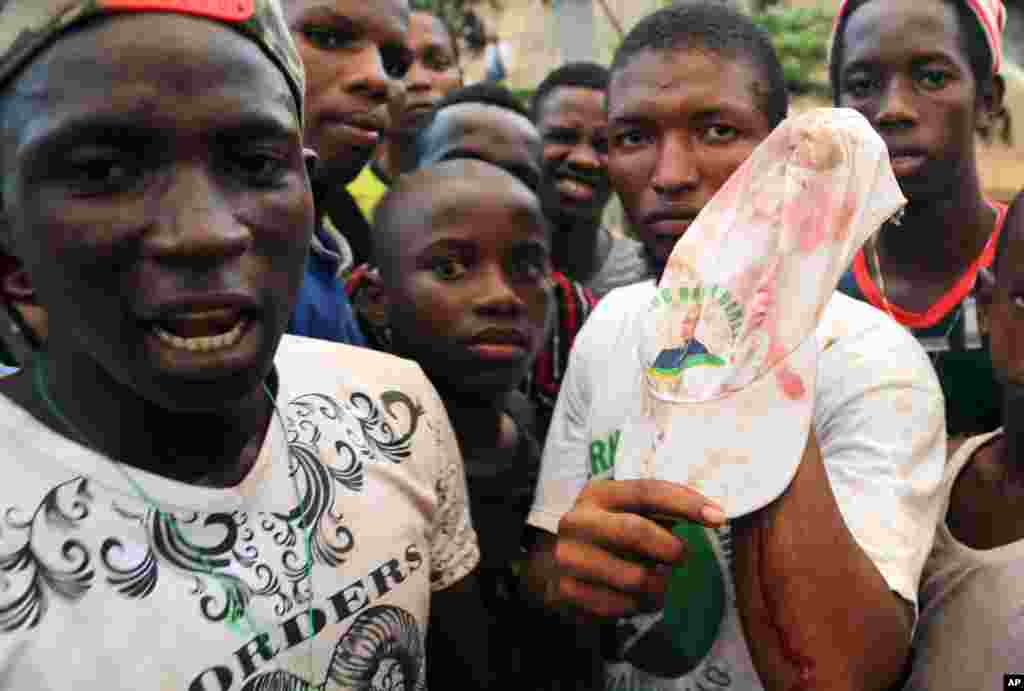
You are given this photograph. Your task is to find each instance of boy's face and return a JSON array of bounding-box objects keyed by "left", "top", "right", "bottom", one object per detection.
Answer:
[
  {"left": 836, "top": 0, "right": 983, "bottom": 204},
  {"left": 536, "top": 85, "right": 612, "bottom": 227},
  {"left": 607, "top": 47, "right": 772, "bottom": 271},
  {"left": 1, "top": 13, "right": 313, "bottom": 411},
  {"left": 394, "top": 12, "right": 462, "bottom": 134},
  {"left": 987, "top": 219, "right": 1024, "bottom": 388},
  {"left": 419, "top": 103, "right": 543, "bottom": 192},
  {"left": 287, "top": 0, "right": 411, "bottom": 184},
  {"left": 387, "top": 174, "right": 552, "bottom": 399}
]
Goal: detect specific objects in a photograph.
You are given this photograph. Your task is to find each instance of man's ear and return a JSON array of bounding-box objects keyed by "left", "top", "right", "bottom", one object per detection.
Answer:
[
  {"left": 977, "top": 265, "right": 996, "bottom": 334},
  {"left": 0, "top": 254, "right": 34, "bottom": 305},
  {"left": 303, "top": 147, "right": 320, "bottom": 181},
  {"left": 352, "top": 268, "right": 391, "bottom": 332},
  {"left": 977, "top": 266, "right": 996, "bottom": 306},
  {"left": 977, "top": 74, "right": 1008, "bottom": 142}
]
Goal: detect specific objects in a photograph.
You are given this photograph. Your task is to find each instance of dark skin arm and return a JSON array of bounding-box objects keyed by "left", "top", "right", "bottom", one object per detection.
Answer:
[
  {"left": 525, "top": 443, "right": 913, "bottom": 691},
  {"left": 427, "top": 571, "right": 494, "bottom": 689},
  {"left": 731, "top": 433, "right": 913, "bottom": 691}
]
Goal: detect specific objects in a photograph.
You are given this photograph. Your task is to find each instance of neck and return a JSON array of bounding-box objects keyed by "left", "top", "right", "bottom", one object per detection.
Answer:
[
  {"left": 440, "top": 388, "right": 506, "bottom": 454},
  {"left": 317, "top": 184, "right": 371, "bottom": 266},
  {"left": 375, "top": 132, "right": 419, "bottom": 181},
  {"left": 879, "top": 174, "right": 993, "bottom": 278},
  {"left": 32, "top": 346, "right": 272, "bottom": 487},
  {"left": 552, "top": 219, "right": 608, "bottom": 281}
]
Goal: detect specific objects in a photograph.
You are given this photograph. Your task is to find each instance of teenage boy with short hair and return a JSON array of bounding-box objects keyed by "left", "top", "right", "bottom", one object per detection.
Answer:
[
  {"left": 350, "top": 82, "right": 599, "bottom": 441},
  {"left": 0, "top": 1, "right": 488, "bottom": 688},
  {"left": 283, "top": 0, "right": 416, "bottom": 343},
  {"left": 524, "top": 4, "right": 946, "bottom": 690},
  {"left": 373, "top": 158, "right": 554, "bottom": 685}
]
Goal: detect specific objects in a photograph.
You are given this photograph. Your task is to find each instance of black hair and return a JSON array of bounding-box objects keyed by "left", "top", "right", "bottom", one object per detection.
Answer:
[
  {"left": 411, "top": 8, "right": 461, "bottom": 65},
  {"left": 414, "top": 81, "right": 535, "bottom": 173},
  {"left": 530, "top": 61, "right": 610, "bottom": 121},
  {"left": 433, "top": 81, "right": 529, "bottom": 120},
  {"left": 609, "top": 1, "right": 788, "bottom": 128},
  {"left": 830, "top": 0, "right": 1011, "bottom": 143}
]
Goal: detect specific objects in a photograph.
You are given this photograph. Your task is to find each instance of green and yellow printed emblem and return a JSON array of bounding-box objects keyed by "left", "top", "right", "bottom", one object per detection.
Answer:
[{"left": 646, "top": 284, "right": 745, "bottom": 384}]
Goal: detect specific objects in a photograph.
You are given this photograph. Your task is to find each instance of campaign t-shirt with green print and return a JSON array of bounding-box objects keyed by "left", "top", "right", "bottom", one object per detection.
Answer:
[{"left": 528, "top": 280, "right": 947, "bottom": 691}]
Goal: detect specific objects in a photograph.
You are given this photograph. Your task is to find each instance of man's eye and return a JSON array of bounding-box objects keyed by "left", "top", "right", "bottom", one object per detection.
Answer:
[
  {"left": 513, "top": 259, "right": 548, "bottom": 282},
  {"left": 65, "top": 152, "right": 141, "bottom": 195},
  {"left": 431, "top": 257, "right": 467, "bottom": 280},
  {"left": 918, "top": 69, "right": 950, "bottom": 91},
  {"left": 614, "top": 129, "right": 650, "bottom": 149},
  {"left": 702, "top": 124, "right": 738, "bottom": 145},
  {"left": 382, "top": 45, "right": 414, "bottom": 79},
  {"left": 228, "top": 149, "right": 289, "bottom": 186},
  {"left": 302, "top": 25, "right": 353, "bottom": 50},
  {"left": 843, "top": 74, "right": 875, "bottom": 99},
  {"left": 422, "top": 48, "right": 454, "bottom": 72}
]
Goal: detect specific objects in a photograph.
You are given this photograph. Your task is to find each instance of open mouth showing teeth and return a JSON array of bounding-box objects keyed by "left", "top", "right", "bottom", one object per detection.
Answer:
[{"left": 149, "top": 309, "right": 249, "bottom": 353}]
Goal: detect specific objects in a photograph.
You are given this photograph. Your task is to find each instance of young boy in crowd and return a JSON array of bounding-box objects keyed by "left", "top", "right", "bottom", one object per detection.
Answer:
[
  {"left": 283, "top": 0, "right": 415, "bottom": 344},
  {"left": 371, "top": 159, "right": 553, "bottom": 682},
  {"left": 532, "top": 62, "right": 650, "bottom": 297},
  {"left": 906, "top": 190, "right": 1024, "bottom": 690},
  {"left": 832, "top": 0, "right": 1009, "bottom": 440},
  {"left": 349, "top": 9, "right": 464, "bottom": 219},
  {"left": 0, "top": 1, "right": 490, "bottom": 688},
  {"left": 349, "top": 82, "right": 599, "bottom": 441},
  {"left": 524, "top": 4, "right": 946, "bottom": 691}
]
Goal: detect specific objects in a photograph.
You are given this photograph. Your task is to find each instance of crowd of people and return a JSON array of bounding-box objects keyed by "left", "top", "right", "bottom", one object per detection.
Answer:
[{"left": 0, "top": 0, "right": 1018, "bottom": 689}]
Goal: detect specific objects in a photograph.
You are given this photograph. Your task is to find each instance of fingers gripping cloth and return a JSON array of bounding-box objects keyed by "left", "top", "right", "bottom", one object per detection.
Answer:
[
  {"left": 0, "top": 0, "right": 305, "bottom": 125},
  {"left": 626, "top": 108, "right": 906, "bottom": 518}
]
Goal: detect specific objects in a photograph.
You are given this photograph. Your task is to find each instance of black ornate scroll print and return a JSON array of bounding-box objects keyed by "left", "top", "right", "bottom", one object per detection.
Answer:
[
  {"left": 239, "top": 604, "right": 425, "bottom": 691},
  {"left": 0, "top": 389, "right": 423, "bottom": 633}
]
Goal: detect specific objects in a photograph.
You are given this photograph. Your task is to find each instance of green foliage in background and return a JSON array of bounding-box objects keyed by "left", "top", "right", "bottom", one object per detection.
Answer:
[
  {"left": 410, "top": 0, "right": 502, "bottom": 37},
  {"left": 752, "top": 5, "right": 834, "bottom": 95}
]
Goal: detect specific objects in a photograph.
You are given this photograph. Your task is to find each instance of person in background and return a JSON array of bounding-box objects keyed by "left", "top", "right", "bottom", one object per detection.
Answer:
[
  {"left": 904, "top": 187, "right": 1024, "bottom": 689},
  {"left": 523, "top": 4, "right": 946, "bottom": 690},
  {"left": 349, "top": 82, "right": 599, "bottom": 441},
  {"left": 0, "top": 246, "right": 45, "bottom": 372},
  {"left": 283, "top": 0, "right": 416, "bottom": 344},
  {"left": 0, "top": 1, "right": 491, "bottom": 689},
  {"left": 532, "top": 62, "right": 650, "bottom": 297},
  {"left": 833, "top": 0, "right": 1010, "bottom": 441},
  {"left": 373, "top": 158, "right": 553, "bottom": 685},
  {"left": 348, "top": 9, "right": 463, "bottom": 220}
]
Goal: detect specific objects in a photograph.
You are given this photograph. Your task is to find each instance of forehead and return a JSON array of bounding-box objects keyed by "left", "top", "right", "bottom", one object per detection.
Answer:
[
  {"left": 4, "top": 14, "right": 297, "bottom": 158},
  {"left": 538, "top": 86, "right": 606, "bottom": 125},
  {"left": 608, "top": 47, "right": 763, "bottom": 123},
  {"left": 409, "top": 11, "right": 452, "bottom": 48},
  {"left": 403, "top": 177, "right": 547, "bottom": 250},
  {"left": 289, "top": 0, "right": 408, "bottom": 40},
  {"left": 841, "top": 0, "right": 965, "bottom": 67}
]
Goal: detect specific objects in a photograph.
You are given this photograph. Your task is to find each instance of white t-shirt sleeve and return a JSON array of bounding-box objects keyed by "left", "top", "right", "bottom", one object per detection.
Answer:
[
  {"left": 419, "top": 374, "right": 480, "bottom": 592},
  {"left": 527, "top": 293, "right": 603, "bottom": 535},
  {"left": 814, "top": 297, "right": 946, "bottom": 610}
]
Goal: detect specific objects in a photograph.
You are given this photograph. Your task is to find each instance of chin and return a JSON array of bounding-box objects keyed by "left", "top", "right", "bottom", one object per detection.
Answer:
[
  {"left": 319, "top": 151, "right": 372, "bottom": 187},
  {"left": 439, "top": 369, "right": 525, "bottom": 403}
]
